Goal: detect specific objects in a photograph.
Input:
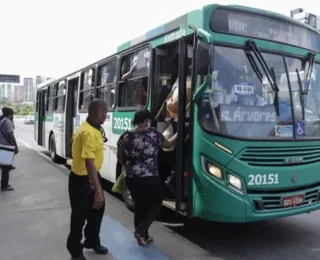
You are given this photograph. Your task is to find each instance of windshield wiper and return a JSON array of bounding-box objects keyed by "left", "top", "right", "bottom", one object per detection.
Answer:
[
  {"left": 245, "top": 40, "right": 280, "bottom": 115},
  {"left": 244, "top": 50, "right": 263, "bottom": 83},
  {"left": 296, "top": 69, "right": 305, "bottom": 120},
  {"left": 303, "top": 52, "right": 316, "bottom": 95}
]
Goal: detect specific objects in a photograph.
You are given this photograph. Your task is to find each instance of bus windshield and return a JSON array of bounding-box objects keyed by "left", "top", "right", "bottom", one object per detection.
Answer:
[{"left": 200, "top": 46, "right": 320, "bottom": 139}]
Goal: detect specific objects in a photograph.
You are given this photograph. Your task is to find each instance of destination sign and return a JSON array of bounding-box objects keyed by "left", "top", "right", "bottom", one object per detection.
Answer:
[
  {"left": 218, "top": 104, "right": 277, "bottom": 123},
  {"left": 211, "top": 9, "right": 320, "bottom": 52}
]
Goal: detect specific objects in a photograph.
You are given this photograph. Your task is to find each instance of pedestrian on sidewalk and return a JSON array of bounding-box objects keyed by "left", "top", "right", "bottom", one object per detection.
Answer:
[
  {"left": 66, "top": 99, "right": 109, "bottom": 260},
  {"left": 0, "top": 107, "right": 19, "bottom": 192},
  {"left": 117, "top": 108, "right": 178, "bottom": 246}
]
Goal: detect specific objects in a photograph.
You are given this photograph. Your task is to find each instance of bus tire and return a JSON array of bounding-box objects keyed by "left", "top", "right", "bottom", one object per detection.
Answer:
[
  {"left": 121, "top": 179, "right": 135, "bottom": 212},
  {"left": 49, "top": 135, "right": 59, "bottom": 163}
]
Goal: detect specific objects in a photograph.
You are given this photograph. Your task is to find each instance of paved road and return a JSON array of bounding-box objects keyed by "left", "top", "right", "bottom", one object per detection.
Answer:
[
  {"left": 14, "top": 119, "right": 42, "bottom": 151},
  {"left": 14, "top": 120, "right": 320, "bottom": 260}
]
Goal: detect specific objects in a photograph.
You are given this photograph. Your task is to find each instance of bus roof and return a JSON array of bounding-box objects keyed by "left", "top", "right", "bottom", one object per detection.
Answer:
[
  {"left": 117, "top": 7, "right": 202, "bottom": 52},
  {"left": 37, "top": 77, "right": 56, "bottom": 89},
  {"left": 117, "top": 4, "right": 319, "bottom": 52}
]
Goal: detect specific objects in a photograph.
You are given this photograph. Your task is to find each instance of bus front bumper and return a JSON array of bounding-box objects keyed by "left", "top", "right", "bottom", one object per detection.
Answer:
[{"left": 193, "top": 179, "right": 320, "bottom": 223}]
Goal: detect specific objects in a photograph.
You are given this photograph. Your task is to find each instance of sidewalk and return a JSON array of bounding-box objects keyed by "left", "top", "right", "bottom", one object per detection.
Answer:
[
  {"left": 0, "top": 145, "right": 212, "bottom": 260},
  {"left": 0, "top": 146, "right": 115, "bottom": 260}
]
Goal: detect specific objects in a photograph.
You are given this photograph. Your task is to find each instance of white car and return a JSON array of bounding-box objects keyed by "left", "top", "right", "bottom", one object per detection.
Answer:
[{"left": 24, "top": 115, "right": 35, "bottom": 125}]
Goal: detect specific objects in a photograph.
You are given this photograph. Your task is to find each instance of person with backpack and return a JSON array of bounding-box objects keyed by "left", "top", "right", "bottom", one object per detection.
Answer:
[{"left": 0, "top": 107, "right": 19, "bottom": 191}]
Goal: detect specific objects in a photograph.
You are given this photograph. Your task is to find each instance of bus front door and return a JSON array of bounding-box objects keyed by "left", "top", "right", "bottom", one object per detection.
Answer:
[
  {"left": 65, "top": 76, "right": 79, "bottom": 158},
  {"left": 175, "top": 36, "right": 190, "bottom": 213}
]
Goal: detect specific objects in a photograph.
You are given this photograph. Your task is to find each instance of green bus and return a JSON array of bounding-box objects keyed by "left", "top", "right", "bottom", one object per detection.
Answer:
[{"left": 35, "top": 4, "right": 320, "bottom": 223}]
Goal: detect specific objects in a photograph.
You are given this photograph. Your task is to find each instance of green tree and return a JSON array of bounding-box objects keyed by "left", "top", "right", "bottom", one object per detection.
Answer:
[
  {"left": 0, "top": 98, "right": 34, "bottom": 116},
  {"left": 19, "top": 104, "right": 34, "bottom": 116}
]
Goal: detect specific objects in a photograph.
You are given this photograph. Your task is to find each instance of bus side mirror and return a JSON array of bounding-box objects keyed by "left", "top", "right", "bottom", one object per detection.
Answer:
[{"left": 196, "top": 41, "right": 210, "bottom": 76}]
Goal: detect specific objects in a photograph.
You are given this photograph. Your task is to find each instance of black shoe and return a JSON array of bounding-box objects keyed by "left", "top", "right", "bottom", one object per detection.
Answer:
[
  {"left": 134, "top": 233, "right": 146, "bottom": 246},
  {"left": 83, "top": 244, "right": 108, "bottom": 255},
  {"left": 11, "top": 166, "right": 16, "bottom": 170},
  {"left": 1, "top": 185, "right": 14, "bottom": 192}
]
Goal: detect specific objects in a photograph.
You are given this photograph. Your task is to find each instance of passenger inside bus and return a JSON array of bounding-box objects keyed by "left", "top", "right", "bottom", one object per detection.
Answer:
[
  {"left": 96, "top": 61, "right": 117, "bottom": 109},
  {"left": 121, "top": 50, "right": 149, "bottom": 106},
  {"left": 80, "top": 69, "right": 95, "bottom": 111},
  {"left": 155, "top": 51, "right": 193, "bottom": 196}
]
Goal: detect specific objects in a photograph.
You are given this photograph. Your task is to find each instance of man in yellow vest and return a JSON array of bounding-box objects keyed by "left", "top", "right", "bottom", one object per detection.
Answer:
[{"left": 66, "top": 99, "right": 108, "bottom": 260}]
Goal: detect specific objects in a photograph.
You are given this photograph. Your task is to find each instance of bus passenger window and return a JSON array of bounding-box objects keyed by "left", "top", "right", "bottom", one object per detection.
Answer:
[
  {"left": 118, "top": 48, "right": 149, "bottom": 108},
  {"left": 96, "top": 59, "right": 117, "bottom": 109},
  {"left": 56, "top": 81, "right": 66, "bottom": 112},
  {"left": 46, "top": 85, "right": 54, "bottom": 112},
  {"left": 119, "top": 77, "right": 147, "bottom": 107},
  {"left": 79, "top": 68, "right": 95, "bottom": 112}
]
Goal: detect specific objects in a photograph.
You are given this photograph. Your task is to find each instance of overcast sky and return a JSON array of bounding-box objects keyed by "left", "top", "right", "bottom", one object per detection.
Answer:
[{"left": 1, "top": 0, "right": 319, "bottom": 79}]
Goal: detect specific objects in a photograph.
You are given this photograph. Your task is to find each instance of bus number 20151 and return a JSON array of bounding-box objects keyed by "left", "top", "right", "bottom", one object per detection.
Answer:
[
  {"left": 248, "top": 174, "right": 279, "bottom": 186},
  {"left": 113, "top": 117, "right": 131, "bottom": 130}
]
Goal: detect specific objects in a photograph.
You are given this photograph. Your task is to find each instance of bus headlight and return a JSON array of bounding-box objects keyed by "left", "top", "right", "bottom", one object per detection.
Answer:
[
  {"left": 201, "top": 156, "right": 222, "bottom": 179},
  {"left": 207, "top": 163, "right": 222, "bottom": 179},
  {"left": 228, "top": 174, "right": 242, "bottom": 191}
]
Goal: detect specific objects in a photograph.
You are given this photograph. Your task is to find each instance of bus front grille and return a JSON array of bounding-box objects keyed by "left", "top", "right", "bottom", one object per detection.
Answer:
[
  {"left": 252, "top": 188, "right": 320, "bottom": 211},
  {"left": 239, "top": 146, "right": 320, "bottom": 167}
]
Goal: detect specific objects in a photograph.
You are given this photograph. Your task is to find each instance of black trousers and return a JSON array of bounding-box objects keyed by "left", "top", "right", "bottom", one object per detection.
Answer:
[
  {"left": 66, "top": 172, "right": 105, "bottom": 258},
  {"left": 1, "top": 166, "right": 10, "bottom": 189},
  {"left": 126, "top": 176, "right": 164, "bottom": 238}
]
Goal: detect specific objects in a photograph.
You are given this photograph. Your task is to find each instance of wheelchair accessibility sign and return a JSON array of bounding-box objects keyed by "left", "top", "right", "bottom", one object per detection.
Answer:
[{"left": 295, "top": 121, "right": 305, "bottom": 137}]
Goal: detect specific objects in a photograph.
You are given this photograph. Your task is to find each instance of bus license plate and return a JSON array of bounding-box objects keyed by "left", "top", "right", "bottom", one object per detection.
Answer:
[{"left": 283, "top": 195, "right": 304, "bottom": 207}]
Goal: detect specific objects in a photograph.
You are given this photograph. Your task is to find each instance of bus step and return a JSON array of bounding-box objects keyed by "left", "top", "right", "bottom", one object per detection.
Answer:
[{"left": 163, "top": 200, "right": 187, "bottom": 211}]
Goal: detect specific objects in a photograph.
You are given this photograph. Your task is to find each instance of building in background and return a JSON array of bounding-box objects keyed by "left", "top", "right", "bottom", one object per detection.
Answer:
[
  {"left": 0, "top": 74, "right": 20, "bottom": 102},
  {"left": 14, "top": 85, "right": 25, "bottom": 103},
  {"left": 0, "top": 74, "right": 52, "bottom": 103},
  {"left": 23, "top": 77, "right": 34, "bottom": 102},
  {"left": 34, "top": 75, "right": 51, "bottom": 102},
  {"left": 35, "top": 75, "right": 43, "bottom": 88},
  {"left": 291, "top": 8, "right": 320, "bottom": 30}
]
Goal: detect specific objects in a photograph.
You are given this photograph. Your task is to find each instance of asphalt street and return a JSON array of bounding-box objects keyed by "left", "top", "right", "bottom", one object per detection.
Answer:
[{"left": 13, "top": 120, "right": 320, "bottom": 260}]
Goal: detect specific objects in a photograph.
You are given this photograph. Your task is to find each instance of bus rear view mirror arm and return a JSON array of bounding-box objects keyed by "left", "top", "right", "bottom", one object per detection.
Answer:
[{"left": 193, "top": 74, "right": 211, "bottom": 101}]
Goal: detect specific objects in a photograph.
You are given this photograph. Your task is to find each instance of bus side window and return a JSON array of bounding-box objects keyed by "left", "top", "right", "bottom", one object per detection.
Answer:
[
  {"left": 46, "top": 85, "right": 54, "bottom": 113},
  {"left": 46, "top": 86, "right": 50, "bottom": 111},
  {"left": 79, "top": 68, "right": 96, "bottom": 113},
  {"left": 55, "top": 81, "right": 66, "bottom": 112},
  {"left": 96, "top": 59, "right": 117, "bottom": 109},
  {"left": 118, "top": 47, "right": 150, "bottom": 108}
]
